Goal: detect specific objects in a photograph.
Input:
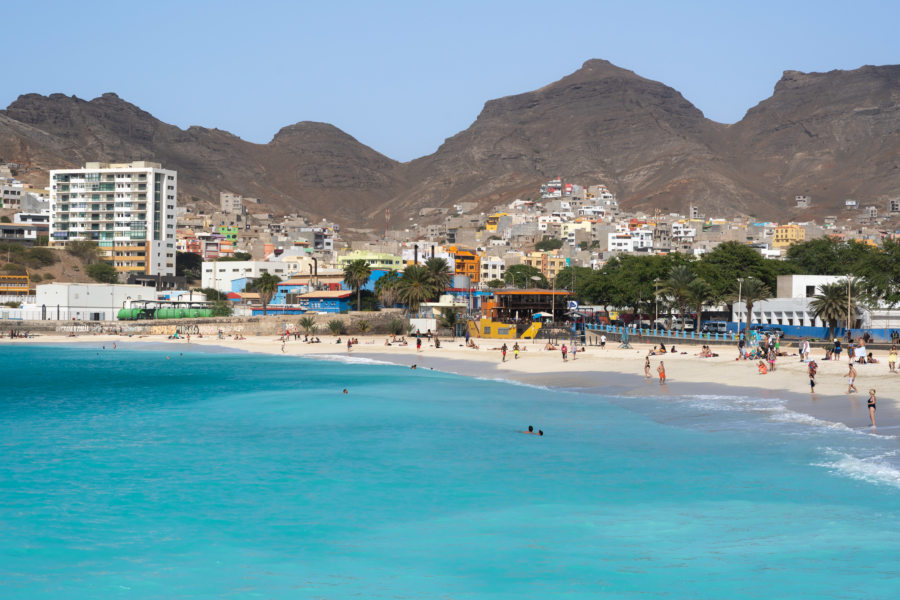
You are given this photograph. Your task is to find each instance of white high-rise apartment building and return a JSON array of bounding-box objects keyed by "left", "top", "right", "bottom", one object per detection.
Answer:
[{"left": 50, "top": 162, "right": 177, "bottom": 277}]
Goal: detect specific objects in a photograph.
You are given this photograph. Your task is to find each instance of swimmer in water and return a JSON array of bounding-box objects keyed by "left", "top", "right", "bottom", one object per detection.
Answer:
[
  {"left": 411, "top": 364, "right": 417, "bottom": 370},
  {"left": 342, "top": 389, "right": 348, "bottom": 394},
  {"left": 522, "top": 425, "right": 536, "bottom": 434}
]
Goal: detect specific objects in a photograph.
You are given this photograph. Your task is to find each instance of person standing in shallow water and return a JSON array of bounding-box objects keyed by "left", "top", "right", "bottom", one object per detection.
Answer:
[
  {"left": 644, "top": 356, "right": 651, "bottom": 379},
  {"left": 657, "top": 361, "right": 666, "bottom": 384},
  {"left": 847, "top": 363, "right": 858, "bottom": 394},
  {"left": 868, "top": 388, "right": 877, "bottom": 427}
]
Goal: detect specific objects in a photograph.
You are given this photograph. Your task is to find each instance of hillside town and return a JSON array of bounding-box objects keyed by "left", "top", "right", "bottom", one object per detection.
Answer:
[{"left": 2, "top": 160, "right": 900, "bottom": 341}]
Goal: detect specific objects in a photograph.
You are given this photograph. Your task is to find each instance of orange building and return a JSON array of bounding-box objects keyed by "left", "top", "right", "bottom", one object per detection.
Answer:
[{"left": 450, "top": 246, "right": 481, "bottom": 283}]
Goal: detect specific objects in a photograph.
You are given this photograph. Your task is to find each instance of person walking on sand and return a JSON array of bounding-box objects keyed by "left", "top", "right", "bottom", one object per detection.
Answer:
[
  {"left": 847, "top": 363, "right": 858, "bottom": 394},
  {"left": 889, "top": 345, "right": 897, "bottom": 373},
  {"left": 561, "top": 344, "right": 568, "bottom": 362},
  {"left": 571, "top": 344, "right": 577, "bottom": 360},
  {"left": 808, "top": 360, "right": 817, "bottom": 393},
  {"left": 347, "top": 338, "right": 352, "bottom": 353},
  {"left": 513, "top": 342, "right": 519, "bottom": 360},
  {"left": 657, "top": 361, "right": 666, "bottom": 385},
  {"left": 644, "top": 356, "right": 651, "bottom": 379},
  {"left": 416, "top": 336, "right": 422, "bottom": 352},
  {"left": 600, "top": 334, "right": 606, "bottom": 349},
  {"left": 868, "top": 388, "right": 877, "bottom": 427},
  {"left": 501, "top": 343, "right": 508, "bottom": 362}
]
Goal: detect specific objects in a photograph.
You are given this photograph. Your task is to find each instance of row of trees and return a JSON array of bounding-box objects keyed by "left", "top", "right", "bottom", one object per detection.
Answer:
[{"left": 345, "top": 257, "right": 454, "bottom": 313}]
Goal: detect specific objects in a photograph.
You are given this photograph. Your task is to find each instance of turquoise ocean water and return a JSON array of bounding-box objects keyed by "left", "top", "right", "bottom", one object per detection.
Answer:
[{"left": 1, "top": 344, "right": 899, "bottom": 598}]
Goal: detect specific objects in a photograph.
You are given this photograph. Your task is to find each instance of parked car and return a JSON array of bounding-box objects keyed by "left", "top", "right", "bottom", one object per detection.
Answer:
[
  {"left": 749, "top": 324, "right": 784, "bottom": 337},
  {"left": 701, "top": 321, "right": 729, "bottom": 334}
]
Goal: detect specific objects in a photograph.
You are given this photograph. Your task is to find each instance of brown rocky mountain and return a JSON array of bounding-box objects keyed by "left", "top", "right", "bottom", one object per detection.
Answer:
[{"left": 2, "top": 60, "right": 899, "bottom": 227}]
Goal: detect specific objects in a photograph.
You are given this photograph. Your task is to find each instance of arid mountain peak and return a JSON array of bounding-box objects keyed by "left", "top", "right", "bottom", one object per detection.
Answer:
[{"left": 2, "top": 60, "right": 899, "bottom": 227}]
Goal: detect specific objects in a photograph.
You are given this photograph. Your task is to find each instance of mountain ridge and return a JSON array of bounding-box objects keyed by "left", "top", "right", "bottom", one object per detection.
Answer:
[{"left": 2, "top": 59, "right": 899, "bottom": 226}]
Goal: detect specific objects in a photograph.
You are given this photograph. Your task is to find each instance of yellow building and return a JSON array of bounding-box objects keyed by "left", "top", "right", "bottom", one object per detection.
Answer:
[
  {"left": 337, "top": 250, "right": 403, "bottom": 270},
  {"left": 560, "top": 220, "right": 591, "bottom": 238},
  {"left": 449, "top": 246, "right": 481, "bottom": 283},
  {"left": 523, "top": 251, "right": 568, "bottom": 281},
  {"left": 772, "top": 224, "right": 806, "bottom": 247},
  {"left": 485, "top": 213, "right": 508, "bottom": 233}
]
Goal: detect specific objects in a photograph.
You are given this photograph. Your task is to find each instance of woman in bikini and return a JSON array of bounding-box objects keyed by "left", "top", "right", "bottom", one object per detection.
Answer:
[{"left": 868, "top": 388, "right": 877, "bottom": 427}]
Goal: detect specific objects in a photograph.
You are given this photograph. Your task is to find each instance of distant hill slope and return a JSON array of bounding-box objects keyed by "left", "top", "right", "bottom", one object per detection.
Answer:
[{"left": 2, "top": 60, "right": 899, "bottom": 226}]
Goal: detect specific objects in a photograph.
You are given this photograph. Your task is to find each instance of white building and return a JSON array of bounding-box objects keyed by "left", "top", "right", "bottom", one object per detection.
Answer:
[
  {"left": 201, "top": 259, "right": 292, "bottom": 293},
  {"left": 480, "top": 257, "right": 506, "bottom": 283},
  {"left": 220, "top": 192, "right": 244, "bottom": 214},
  {"left": 28, "top": 283, "right": 157, "bottom": 321},
  {"left": 1, "top": 182, "right": 24, "bottom": 209},
  {"left": 49, "top": 162, "right": 177, "bottom": 277},
  {"left": 607, "top": 227, "right": 654, "bottom": 253}
]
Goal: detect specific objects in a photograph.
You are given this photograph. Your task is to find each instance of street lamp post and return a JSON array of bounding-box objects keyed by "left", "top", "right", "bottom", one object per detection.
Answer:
[
  {"left": 654, "top": 278, "right": 660, "bottom": 325},
  {"left": 847, "top": 274, "right": 852, "bottom": 338},
  {"left": 737, "top": 277, "right": 744, "bottom": 337}
]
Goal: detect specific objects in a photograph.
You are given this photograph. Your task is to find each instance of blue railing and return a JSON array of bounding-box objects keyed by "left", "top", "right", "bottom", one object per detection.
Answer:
[{"left": 579, "top": 322, "right": 739, "bottom": 343}]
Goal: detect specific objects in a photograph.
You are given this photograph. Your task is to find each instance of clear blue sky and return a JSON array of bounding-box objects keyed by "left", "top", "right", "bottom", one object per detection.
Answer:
[{"left": 6, "top": 0, "right": 898, "bottom": 161}]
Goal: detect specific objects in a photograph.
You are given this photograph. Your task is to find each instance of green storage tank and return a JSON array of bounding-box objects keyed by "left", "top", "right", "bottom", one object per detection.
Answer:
[
  {"left": 117, "top": 308, "right": 130, "bottom": 320},
  {"left": 157, "top": 308, "right": 176, "bottom": 320},
  {"left": 196, "top": 309, "right": 213, "bottom": 318},
  {"left": 129, "top": 308, "right": 143, "bottom": 320}
]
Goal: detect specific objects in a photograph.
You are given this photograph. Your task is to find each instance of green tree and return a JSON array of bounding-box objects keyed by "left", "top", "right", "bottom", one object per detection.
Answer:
[
  {"left": 810, "top": 278, "right": 865, "bottom": 339},
  {"left": 397, "top": 264, "right": 437, "bottom": 314},
  {"left": 695, "top": 242, "right": 790, "bottom": 299},
  {"left": 248, "top": 272, "right": 281, "bottom": 315},
  {"left": 86, "top": 262, "right": 118, "bottom": 283},
  {"left": 735, "top": 277, "right": 771, "bottom": 328},
  {"left": 355, "top": 320, "right": 371, "bottom": 334},
  {"left": 438, "top": 308, "right": 461, "bottom": 340},
  {"left": 503, "top": 264, "right": 547, "bottom": 289},
  {"left": 211, "top": 299, "right": 233, "bottom": 317},
  {"left": 327, "top": 319, "right": 345, "bottom": 335},
  {"left": 855, "top": 239, "right": 900, "bottom": 306},
  {"left": 486, "top": 278, "right": 507, "bottom": 289},
  {"left": 659, "top": 265, "right": 696, "bottom": 330},
  {"left": 555, "top": 266, "right": 599, "bottom": 302},
  {"left": 686, "top": 277, "right": 713, "bottom": 330},
  {"left": 343, "top": 259, "right": 372, "bottom": 311},
  {"left": 198, "top": 287, "right": 228, "bottom": 301},
  {"left": 298, "top": 316, "right": 317, "bottom": 336},
  {"left": 425, "top": 257, "right": 453, "bottom": 291},
  {"left": 387, "top": 317, "right": 405, "bottom": 335},
  {"left": 535, "top": 237, "right": 563, "bottom": 251},
  {"left": 374, "top": 269, "right": 401, "bottom": 308},
  {"left": 0, "top": 216, "right": 10, "bottom": 223},
  {"left": 176, "top": 251, "right": 203, "bottom": 280}
]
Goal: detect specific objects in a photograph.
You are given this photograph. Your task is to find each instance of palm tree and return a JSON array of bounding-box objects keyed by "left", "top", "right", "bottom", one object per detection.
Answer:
[
  {"left": 327, "top": 319, "right": 345, "bottom": 336},
  {"left": 374, "top": 269, "right": 401, "bottom": 308},
  {"left": 343, "top": 259, "right": 372, "bottom": 311},
  {"left": 660, "top": 265, "right": 695, "bottom": 330},
  {"left": 736, "top": 277, "right": 771, "bottom": 329},
  {"left": 249, "top": 272, "right": 281, "bottom": 315},
  {"left": 397, "top": 264, "right": 436, "bottom": 315},
  {"left": 425, "top": 257, "right": 453, "bottom": 292},
  {"left": 686, "top": 278, "right": 713, "bottom": 331},
  {"left": 298, "top": 316, "right": 317, "bottom": 336},
  {"left": 438, "top": 308, "right": 461, "bottom": 340},
  {"left": 810, "top": 278, "right": 864, "bottom": 339}
]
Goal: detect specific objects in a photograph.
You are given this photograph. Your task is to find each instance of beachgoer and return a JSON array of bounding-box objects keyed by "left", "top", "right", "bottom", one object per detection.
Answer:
[
  {"left": 538, "top": 430, "right": 543, "bottom": 436},
  {"left": 513, "top": 342, "right": 519, "bottom": 360},
  {"left": 644, "top": 356, "right": 651, "bottom": 379},
  {"left": 808, "top": 360, "right": 817, "bottom": 393},
  {"left": 343, "top": 389, "right": 348, "bottom": 394},
  {"left": 890, "top": 346, "right": 897, "bottom": 373},
  {"left": 657, "top": 361, "right": 666, "bottom": 384},
  {"left": 411, "top": 364, "right": 417, "bottom": 370},
  {"left": 561, "top": 344, "right": 568, "bottom": 362},
  {"left": 867, "top": 352, "right": 878, "bottom": 364},
  {"left": 600, "top": 334, "right": 606, "bottom": 349},
  {"left": 347, "top": 338, "right": 352, "bottom": 353},
  {"left": 416, "top": 337, "right": 422, "bottom": 352},
  {"left": 833, "top": 339, "right": 842, "bottom": 359},
  {"left": 281, "top": 341, "right": 285, "bottom": 353},
  {"left": 868, "top": 389, "right": 877, "bottom": 427},
  {"left": 847, "top": 363, "right": 858, "bottom": 394},
  {"left": 758, "top": 360, "right": 768, "bottom": 375},
  {"left": 501, "top": 343, "right": 508, "bottom": 362},
  {"left": 571, "top": 345, "right": 577, "bottom": 360},
  {"left": 800, "top": 338, "right": 810, "bottom": 362},
  {"left": 523, "top": 425, "right": 535, "bottom": 434},
  {"left": 767, "top": 348, "right": 776, "bottom": 372}
]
